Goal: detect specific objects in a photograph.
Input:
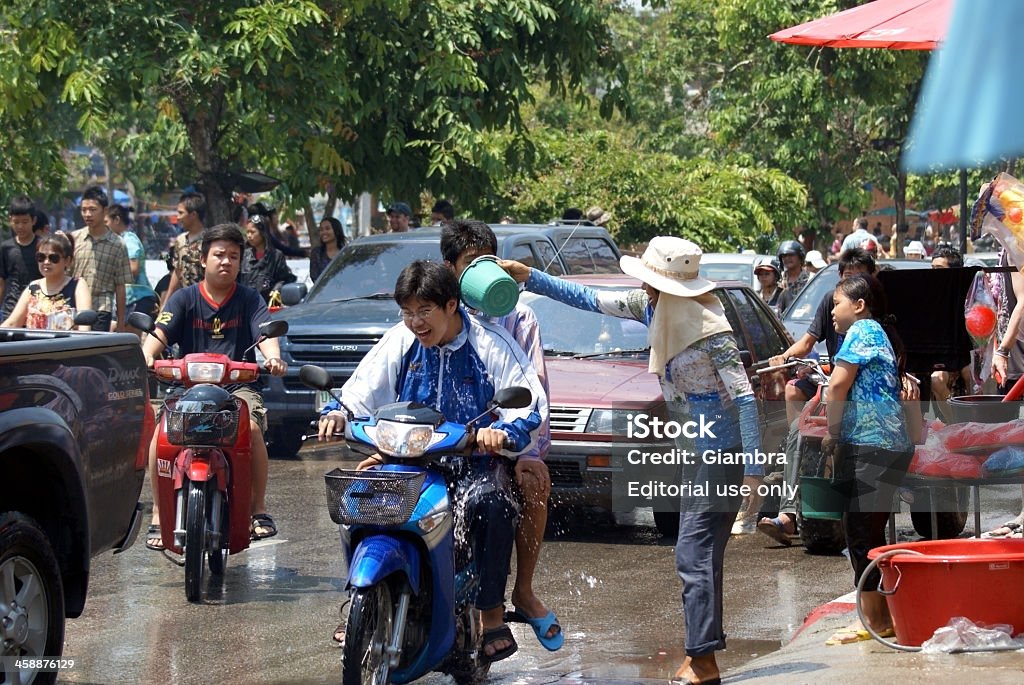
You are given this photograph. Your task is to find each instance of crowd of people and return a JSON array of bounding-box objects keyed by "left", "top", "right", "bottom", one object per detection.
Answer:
[
  {"left": 6, "top": 188, "right": 1023, "bottom": 676},
  {"left": 825, "top": 216, "right": 975, "bottom": 263},
  {"left": 0, "top": 188, "right": 482, "bottom": 336}
]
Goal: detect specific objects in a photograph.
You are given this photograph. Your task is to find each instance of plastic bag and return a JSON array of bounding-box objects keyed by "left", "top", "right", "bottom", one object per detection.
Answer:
[
  {"left": 908, "top": 446, "right": 984, "bottom": 478},
  {"left": 920, "top": 616, "right": 1024, "bottom": 654},
  {"left": 974, "top": 172, "right": 1024, "bottom": 270},
  {"left": 942, "top": 419, "right": 1024, "bottom": 452},
  {"left": 964, "top": 271, "right": 998, "bottom": 347},
  {"left": 982, "top": 445, "right": 1024, "bottom": 476}
]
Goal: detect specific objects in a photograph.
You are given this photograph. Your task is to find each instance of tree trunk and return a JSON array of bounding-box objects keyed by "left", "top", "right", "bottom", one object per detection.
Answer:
[
  {"left": 894, "top": 169, "right": 907, "bottom": 258},
  {"left": 323, "top": 191, "right": 338, "bottom": 225},
  {"left": 304, "top": 197, "right": 319, "bottom": 249},
  {"left": 176, "top": 86, "right": 232, "bottom": 225}
]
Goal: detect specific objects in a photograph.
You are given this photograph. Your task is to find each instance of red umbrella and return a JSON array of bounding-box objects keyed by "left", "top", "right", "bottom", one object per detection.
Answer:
[{"left": 769, "top": 0, "right": 953, "bottom": 50}]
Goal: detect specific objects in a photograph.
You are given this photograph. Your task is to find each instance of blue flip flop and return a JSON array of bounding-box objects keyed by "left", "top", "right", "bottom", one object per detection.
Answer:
[{"left": 505, "top": 607, "right": 564, "bottom": 651}]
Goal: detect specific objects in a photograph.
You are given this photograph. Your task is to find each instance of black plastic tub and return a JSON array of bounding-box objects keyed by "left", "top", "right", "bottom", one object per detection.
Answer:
[{"left": 948, "top": 395, "right": 1020, "bottom": 424}]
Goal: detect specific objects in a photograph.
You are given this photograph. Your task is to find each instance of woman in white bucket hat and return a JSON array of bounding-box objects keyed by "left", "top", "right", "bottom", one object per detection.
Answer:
[{"left": 500, "top": 236, "right": 761, "bottom": 685}]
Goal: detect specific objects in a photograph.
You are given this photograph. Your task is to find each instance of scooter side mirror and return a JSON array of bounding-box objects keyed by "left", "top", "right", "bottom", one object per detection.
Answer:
[
  {"left": 127, "top": 311, "right": 155, "bottom": 333},
  {"left": 259, "top": 319, "right": 289, "bottom": 339},
  {"left": 299, "top": 364, "right": 334, "bottom": 392},
  {"left": 493, "top": 386, "right": 532, "bottom": 410},
  {"left": 73, "top": 310, "right": 98, "bottom": 327}
]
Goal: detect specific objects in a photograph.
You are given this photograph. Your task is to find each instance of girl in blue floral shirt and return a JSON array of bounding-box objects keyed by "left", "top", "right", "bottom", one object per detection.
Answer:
[{"left": 825, "top": 274, "right": 921, "bottom": 645}]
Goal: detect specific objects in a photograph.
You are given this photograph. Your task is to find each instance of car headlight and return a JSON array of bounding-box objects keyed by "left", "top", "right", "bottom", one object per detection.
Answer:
[
  {"left": 585, "top": 409, "right": 618, "bottom": 435},
  {"left": 368, "top": 420, "right": 439, "bottom": 457},
  {"left": 186, "top": 362, "right": 225, "bottom": 383}
]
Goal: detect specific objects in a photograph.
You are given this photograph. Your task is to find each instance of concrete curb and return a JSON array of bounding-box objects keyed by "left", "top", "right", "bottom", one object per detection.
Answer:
[{"left": 723, "top": 593, "right": 1024, "bottom": 685}]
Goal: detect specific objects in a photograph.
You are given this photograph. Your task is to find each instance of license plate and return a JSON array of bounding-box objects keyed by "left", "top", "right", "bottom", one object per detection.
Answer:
[{"left": 316, "top": 388, "right": 344, "bottom": 412}]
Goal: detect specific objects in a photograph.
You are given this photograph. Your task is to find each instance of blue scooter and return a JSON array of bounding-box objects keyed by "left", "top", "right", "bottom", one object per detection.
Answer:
[{"left": 300, "top": 365, "right": 531, "bottom": 685}]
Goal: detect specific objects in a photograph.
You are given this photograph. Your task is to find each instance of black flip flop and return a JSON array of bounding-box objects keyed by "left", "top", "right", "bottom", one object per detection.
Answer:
[
  {"left": 250, "top": 513, "right": 278, "bottom": 540},
  {"left": 479, "top": 624, "right": 518, "bottom": 664},
  {"left": 145, "top": 524, "right": 165, "bottom": 551}
]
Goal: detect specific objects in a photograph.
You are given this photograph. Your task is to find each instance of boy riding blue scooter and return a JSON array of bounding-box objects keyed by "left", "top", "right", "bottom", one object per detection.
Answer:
[{"left": 317, "top": 261, "right": 548, "bottom": 682}]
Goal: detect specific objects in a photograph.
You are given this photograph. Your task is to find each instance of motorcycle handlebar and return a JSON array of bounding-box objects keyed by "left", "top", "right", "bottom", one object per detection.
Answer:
[{"left": 756, "top": 357, "right": 826, "bottom": 375}]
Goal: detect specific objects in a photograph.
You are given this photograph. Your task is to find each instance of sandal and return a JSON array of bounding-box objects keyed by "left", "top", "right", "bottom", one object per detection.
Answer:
[
  {"left": 983, "top": 522, "right": 1022, "bottom": 538},
  {"left": 479, "top": 624, "right": 518, "bottom": 664},
  {"left": 505, "top": 607, "right": 564, "bottom": 651},
  {"left": 756, "top": 515, "right": 796, "bottom": 546},
  {"left": 145, "top": 524, "right": 165, "bottom": 551},
  {"left": 825, "top": 626, "right": 895, "bottom": 645},
  {"left": 332, "top": 623, "right": 346, "bottom": 647},
  {"left": 250, "top": 513, "right": 278, "bottom": 540},
  {"left": 332, "top": 599, "right": 350, "bottom": 647}
]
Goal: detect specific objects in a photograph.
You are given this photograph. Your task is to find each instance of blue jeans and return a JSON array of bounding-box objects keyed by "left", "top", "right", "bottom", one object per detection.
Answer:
[
  {"left": 454, "top": 458, "right": 519, "bottom": 611},
  {"left": 675, "top": 449, "right": 744, "bottom": 656}
]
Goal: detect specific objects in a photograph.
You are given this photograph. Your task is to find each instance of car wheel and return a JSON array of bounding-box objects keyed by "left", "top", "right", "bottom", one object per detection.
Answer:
[
  {"left": 653, "top": 511, "right": 680, "bottom": 538},
  {"left": 0, "top": 512, "right": 65, "bottom": 685},
  {"left": 268, "top": 424, "right": 305, "bottom": 459},
  {"left": 796, "top": 440, "right": 845, "bottom": 555},
  {"left": 911, "top": 486, "right": 969, "bottom": 539}
]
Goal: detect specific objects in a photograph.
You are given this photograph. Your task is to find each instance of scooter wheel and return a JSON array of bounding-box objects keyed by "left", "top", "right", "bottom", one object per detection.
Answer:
[
  {"left": 184, "top": 479, "right": 207, "bottom": 602},
  {"left": 342, "top": 583, "right": 395, "bottom": 685},
  {"left": 208, "top": 485, "right": 228, "bottom": 576}
]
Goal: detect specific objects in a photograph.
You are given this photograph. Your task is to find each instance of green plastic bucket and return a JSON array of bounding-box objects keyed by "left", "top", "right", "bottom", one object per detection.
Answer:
[
  {"left": 800, "top": 475, "right": 844, "bottom": 520},
  {"left": 459, "top": 255, "right": 519, "bottom": 317}
]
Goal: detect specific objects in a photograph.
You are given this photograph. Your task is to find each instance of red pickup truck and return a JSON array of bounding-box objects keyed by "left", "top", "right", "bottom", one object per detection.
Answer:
[{"left": 523, "top": 274, "right": 793, "bottom": 536}]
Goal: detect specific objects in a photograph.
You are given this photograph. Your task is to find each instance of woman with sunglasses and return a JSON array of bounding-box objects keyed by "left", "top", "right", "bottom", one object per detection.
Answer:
[{"left": 1, "top": 232, "right": 91, "bottom": 330}]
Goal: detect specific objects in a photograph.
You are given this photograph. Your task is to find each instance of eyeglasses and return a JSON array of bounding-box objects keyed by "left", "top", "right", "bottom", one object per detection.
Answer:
[
  {"left": 399, "top": 306, "right": 438, "bottom": 323},
  {"left": 36, "top": 252, "right": 62, "bottom": 264}
]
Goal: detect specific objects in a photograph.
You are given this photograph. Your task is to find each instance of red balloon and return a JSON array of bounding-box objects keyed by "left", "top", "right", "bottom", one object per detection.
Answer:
[
  {"left": 1010, "top": 207, "right": 1024, "bottom": 223},
  {"left": 965, "top": 304, "right": 997, "bottom": 339}
]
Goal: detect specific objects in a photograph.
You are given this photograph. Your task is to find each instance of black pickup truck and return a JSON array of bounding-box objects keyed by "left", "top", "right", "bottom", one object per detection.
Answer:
[{"left": 0, "top": 327, "right": 150, "bottom": 684}]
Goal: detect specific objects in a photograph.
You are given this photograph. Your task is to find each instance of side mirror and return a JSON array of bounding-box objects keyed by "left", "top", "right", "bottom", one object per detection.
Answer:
[
  {"left": 739, "top": 350, "right": 753, "bottom": 369},
  {"left": 259, "top": 319, "right": 289, "bottom": 339},
  {"left": 127, "top": 311, "right": 155, "bottom": 333},
  {"left": 299, "top": 364, "right": 334, "bottom": 391},
  {"left": 74, "top": 310, "right": 98, "bottom": 327},
  {"left": 280, "top": 283, "right": 307, "bottom": 306},
  {"left": 493, "top": 387, "right": 532, "bottom": 409}
]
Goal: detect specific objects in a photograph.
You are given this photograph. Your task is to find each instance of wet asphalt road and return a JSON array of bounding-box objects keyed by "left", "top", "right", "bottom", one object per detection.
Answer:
[{"left": 58, "top": 447, "right": 1022, "bottom": 685}]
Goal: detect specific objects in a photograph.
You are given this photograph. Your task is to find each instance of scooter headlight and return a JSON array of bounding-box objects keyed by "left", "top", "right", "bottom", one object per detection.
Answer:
[
  {"left": 369, "top": 420, "right": 439, "bottom": 457},
  {"left": 186, "top": 362, "right": 226, "bottom": 383}
]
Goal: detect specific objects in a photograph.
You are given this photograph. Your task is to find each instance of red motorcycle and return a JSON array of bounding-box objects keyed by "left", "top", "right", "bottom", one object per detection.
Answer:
[
  {"left": 151, "top": 320, "right": 286, "bottom": 601},
  {"left": 765, "top": 357, "right": 967, "bottom": 554}
]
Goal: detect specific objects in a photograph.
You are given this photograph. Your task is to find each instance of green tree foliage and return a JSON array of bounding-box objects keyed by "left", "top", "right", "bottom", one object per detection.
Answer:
[
  {"left": 488, "top": 127, "right": 806, "bottom": 251},
  {"left": 615, "top": 0, "right": 928, "bottom": 241},
  {"left": 0, "top": 1, "right": 626, "bottom": 223}
]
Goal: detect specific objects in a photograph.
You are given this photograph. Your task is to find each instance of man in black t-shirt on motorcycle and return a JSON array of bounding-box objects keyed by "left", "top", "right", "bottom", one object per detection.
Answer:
[{"left": 142, "top": 223, "right": 287, "bottom": 550}]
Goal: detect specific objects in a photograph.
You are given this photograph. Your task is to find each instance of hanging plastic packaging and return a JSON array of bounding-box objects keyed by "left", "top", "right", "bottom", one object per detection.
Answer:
[
  {"left": 973, "top": 173, "right": 1024, "bottom": 269},
  {"left": 964, "top": 270, "right": 999, "bottom": 347}
]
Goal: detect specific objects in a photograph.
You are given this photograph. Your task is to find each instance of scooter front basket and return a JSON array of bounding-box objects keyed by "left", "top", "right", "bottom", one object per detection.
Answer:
[
  {"left": 324, "top": 468, "right": 425, "bottom": 526},
  {"left": 163, "top": 397, "right": 241, "bottom": 446}
]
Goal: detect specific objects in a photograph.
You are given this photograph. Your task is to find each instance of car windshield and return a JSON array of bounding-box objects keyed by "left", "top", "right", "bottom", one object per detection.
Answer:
[
  {"left": 784, "top": 265, "right": 838, "bottom": 323},
  {"left": 783, "top": 259, "right": 934, "bottom": 324},
  {"left": 699, "top": 262, "right": 752, "bottom": 287},
  {"left": 306, "top": 241, "right": 439, "bottom": 302},
  {"left": 520, "top": 287, "right": 650, "bottom": 356}
]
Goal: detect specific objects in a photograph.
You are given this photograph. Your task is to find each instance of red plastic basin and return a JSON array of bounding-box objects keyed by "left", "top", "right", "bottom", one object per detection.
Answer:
[{"left": 868, "top": 539, "right": 1024, "bottom": 646}]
